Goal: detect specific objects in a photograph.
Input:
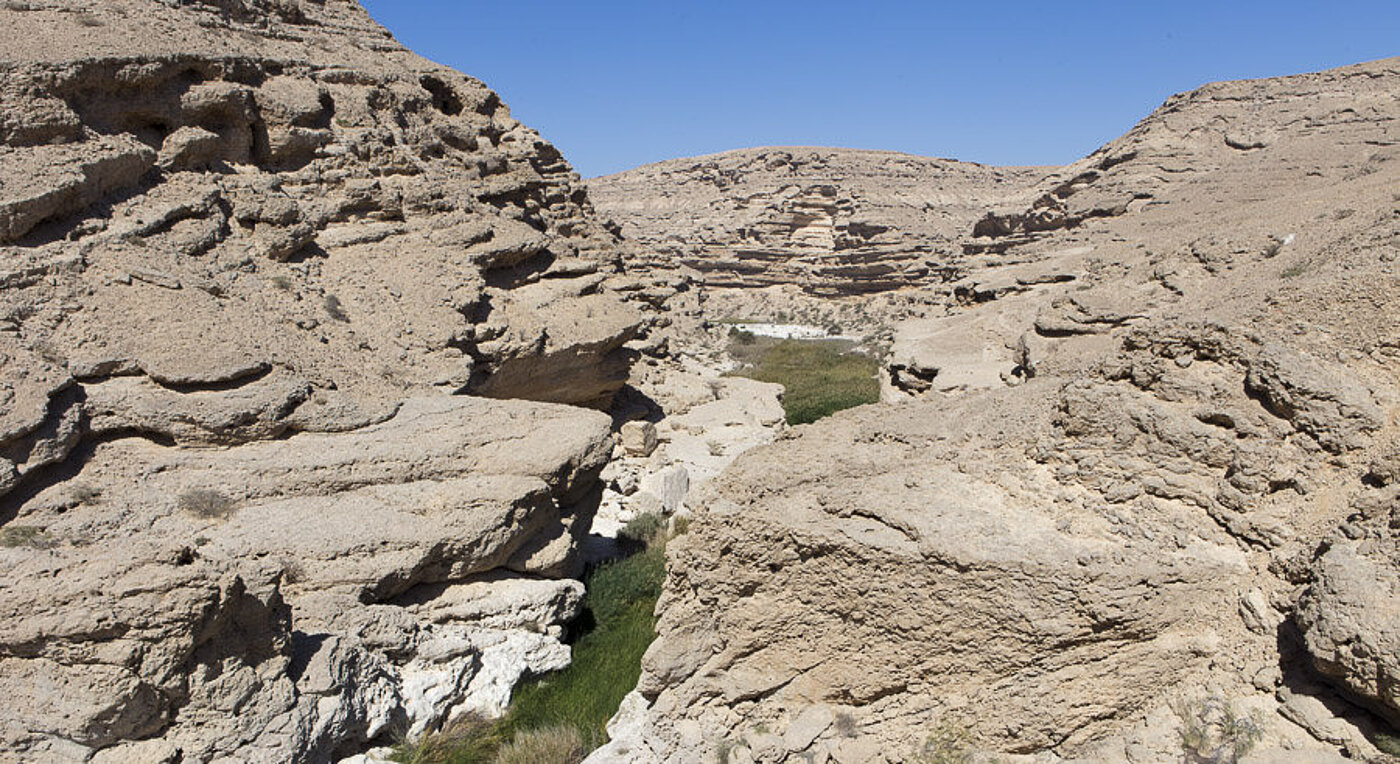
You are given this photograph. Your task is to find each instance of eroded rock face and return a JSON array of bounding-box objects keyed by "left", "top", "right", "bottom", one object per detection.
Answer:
[
  {"left": 0, "top": 0, "right": 650, "bottom": 424},
  {"left": 589, "top": 147, "right": 1047, "bottom": 295},
  {"left": 0, "top": 1, "right": 652, "bottom": 760},
  {"left": 606, "top": 58, "right": 1400, "bottom": 762},
  {"left": 2, "top": 396, "right": 612, "bottom": 761}
]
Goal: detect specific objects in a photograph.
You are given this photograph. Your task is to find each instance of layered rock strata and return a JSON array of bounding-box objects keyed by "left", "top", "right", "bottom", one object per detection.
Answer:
[
  {"left": 604, "top": 58, "right": 1400, "bottom": 762},
  {"left": 589, "top": 147, "right": 1047, "bottom": 295},
  {"left": 0, "top": 0, "right": 659, "bottom": 759}
]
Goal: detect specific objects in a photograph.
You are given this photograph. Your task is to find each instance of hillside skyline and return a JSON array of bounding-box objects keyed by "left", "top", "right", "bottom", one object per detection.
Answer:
[{"left": 361, "top": 0, "right": 1400, "bottom": 177}]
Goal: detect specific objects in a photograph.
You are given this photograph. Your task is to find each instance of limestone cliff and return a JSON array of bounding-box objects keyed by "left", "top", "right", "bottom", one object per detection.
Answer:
[
  {"left": 599, "top": 58, "right": 1400, "bottom": 763},
  {"left": 589, "top": 147, "right": 1047, "bottom": 295},
  {"left": 0, "top": 1, "right": 657, "bottom": 760}
]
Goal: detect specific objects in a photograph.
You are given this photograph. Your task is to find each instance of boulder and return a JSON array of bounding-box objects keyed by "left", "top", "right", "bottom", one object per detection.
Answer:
[{"left": 621, "top": 420, "right": 660, "bottom": 457}]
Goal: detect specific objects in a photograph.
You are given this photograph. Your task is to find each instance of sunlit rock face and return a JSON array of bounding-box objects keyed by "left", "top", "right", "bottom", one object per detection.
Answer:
[
  {"left": 589, "top": 146, "right": 1048, "bottom": 295},
  {"left": 0, "top": 0, "right": 659, "bottom": 759},
  {"left": 594, "top": 58, "right": 1400, "bottom": 763}
]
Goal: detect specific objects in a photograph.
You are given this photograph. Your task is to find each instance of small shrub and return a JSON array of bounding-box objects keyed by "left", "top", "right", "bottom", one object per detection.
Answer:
[
  {"left": 619, "top": 512, "right": 665, "bottom": 545},
  {"left": 912, "top": 719, "right": 973, "bottom": 764},
  {"left": 728, "top": 327, "right": 756, "bottom": 345},
  {"left": 179, "top": 488, "right": 237, "bottom": 520},
  {"left": 707, "top": 439, "right": 725, "bottom": 457},
  {"left": 69, "top": 483, "right": 102, "bottom": 505},
  {"left": 1374, "top": 732, "right": 1400, "bottom": 756},
  {"left": 1281, "top": 264, "right": 1307, "bottom": 278},
  {"left": 671, "top": 515, "right": 691, "bottom": 536},
  {"left": 281, "top": 559, "right": 307, "bottom": 584},
  {"left": 324, "top": 294, "right": 349, "bottom": 322},
  {"left": 391, "top": 714, "right": 503, "bottom": 764},
  {"left": 0, "top": 525, "right": 55, "bottom": 549},
  {"left": 716, "top": 739, "right": 737, "bottom": 764},
  {"left": 193, "top": 535, "right": 211, "bottom": 548},
  {"left": 494, "top": 724, "right": 586, "bottom": 764},
  {"left": 3, "top": 1, "right": 35, "bottom": 11},
  {"left": 1173, "top": 693, "right": 1263, "bottom": 764},
  {"left": 74, "top": 11, "right": 103, "bottom": 26},
  {"left": 833, "top": 710, "right": 859, "bottom": 738},
  {"left": 269, "top": 275, "right": 293, "bottom": 291}
]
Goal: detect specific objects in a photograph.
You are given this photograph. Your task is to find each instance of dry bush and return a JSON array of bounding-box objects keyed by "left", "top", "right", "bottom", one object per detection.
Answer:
[
  {"left": 179, "top": 488, "right": 237, "bottom": 520},
  {"left": 0, "top": 525, "right": 55, "bottom": 549},
  {"left": 69, "top": 482, "right": 102, "bottom": 505},
  {"left": 493, "top": 724, "right": 586, "bottom": 764},
  {"left": 912, "top": 718, "right": 973, "bottom": 764},
  {"left": 1174, "top": 693, "right": 1263, "bottom": 764},
  {"left": 324, "top": 294, "right": 349, "bottom": 322}
]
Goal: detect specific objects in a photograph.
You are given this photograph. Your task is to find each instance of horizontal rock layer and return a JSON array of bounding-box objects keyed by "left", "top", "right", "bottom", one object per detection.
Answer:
[
  {"left": 610, "top": 58, "right": 1400, "bottom": 762},
  {"left": 0, "top": 1, "right": 657, "bottom": 760},
  {"left": 589, "top": 147, "right": 1047, "bottom": 295}
]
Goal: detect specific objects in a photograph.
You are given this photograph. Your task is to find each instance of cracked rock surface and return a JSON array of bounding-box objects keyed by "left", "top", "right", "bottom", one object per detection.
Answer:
[
  {"left": 0, "top": 0, "right": 664, "bottom": 760},
  {"left": 599, "top": 58, "right": 1400, "bottom": 763}
]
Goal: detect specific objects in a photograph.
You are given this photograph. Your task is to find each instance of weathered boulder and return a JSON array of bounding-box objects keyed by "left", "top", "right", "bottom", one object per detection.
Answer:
[
  {"left": 2, "top": 396, "right": 611, "bottom": 760},
  {"left": 634, "top": 385, "right": 1254, "bottom": 759},
  {"left": 1297, "top": 537, "right": 1400, "bottom": 725}
]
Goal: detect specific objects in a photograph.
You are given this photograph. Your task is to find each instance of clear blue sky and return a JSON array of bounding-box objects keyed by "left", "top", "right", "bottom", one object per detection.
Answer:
[{"left": 360, "top": 1, "right": 1398, "bottom": 178}]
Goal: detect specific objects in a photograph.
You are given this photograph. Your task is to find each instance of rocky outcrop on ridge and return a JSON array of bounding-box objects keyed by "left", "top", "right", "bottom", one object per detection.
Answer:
[
  {"left": 0, "top": 1, "right": 662, "bottom": 760},
  {"left": 589, "top": 148, "right": 1047, "bottom": 295},
  {"left": 600, "top": 58, "right": 1400, "bottom": 762}
]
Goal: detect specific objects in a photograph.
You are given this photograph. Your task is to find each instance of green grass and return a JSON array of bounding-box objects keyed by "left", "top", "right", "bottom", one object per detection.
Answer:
[
  {"left": 1372, "top": 731, "right": 1400, "bottom": 757},
  {"left": 395, "top": 543, "right": 667, "bottom": 763},
  {"left": 503, "top": 545, "right": 664, "bottom": 741},
  {"left": 727, "top": 338, "right": 880, "bottom": 425}
]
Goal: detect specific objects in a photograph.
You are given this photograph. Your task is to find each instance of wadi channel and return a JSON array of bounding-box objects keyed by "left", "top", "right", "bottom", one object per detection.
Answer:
[{"left": 0, "top": 3, "right": 1397, "bottom": 764}]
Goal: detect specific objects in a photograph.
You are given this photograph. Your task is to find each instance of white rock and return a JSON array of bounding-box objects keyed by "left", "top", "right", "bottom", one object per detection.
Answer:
[{"left": 639, "top": 465, "right": 690, "bottom": 515}]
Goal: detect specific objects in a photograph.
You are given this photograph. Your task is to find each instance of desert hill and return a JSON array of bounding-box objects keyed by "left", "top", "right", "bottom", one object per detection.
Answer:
[
  {"left": 591, "top": 57, "right": 1400, "bottom": 763},
  {"left": 589, "top": 147, "right": 1049, "bottom": 295},
  {"left": 0, "top": 1, "right": 674, "bottom": 760}
]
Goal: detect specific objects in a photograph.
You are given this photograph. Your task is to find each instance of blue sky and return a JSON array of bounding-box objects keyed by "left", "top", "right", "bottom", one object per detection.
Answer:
[{"left": 360, "top": 1, "right": 1399, "bottom": 178}]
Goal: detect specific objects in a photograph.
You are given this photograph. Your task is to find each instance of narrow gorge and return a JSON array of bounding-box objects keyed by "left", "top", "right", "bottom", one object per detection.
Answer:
[{"left": 0, "top": 3, "right": 1397, "bottom": 764}]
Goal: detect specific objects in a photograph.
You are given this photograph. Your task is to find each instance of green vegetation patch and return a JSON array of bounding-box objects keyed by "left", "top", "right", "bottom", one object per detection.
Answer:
[
  {"left": 727, "top": 337, "right": 880, "bottom": 425},
  {"left": 504, "top": 545, "right": 664, "bottom": 741},
  {"left": 395, "top": 541, "right": 668, "bottom": 763}
]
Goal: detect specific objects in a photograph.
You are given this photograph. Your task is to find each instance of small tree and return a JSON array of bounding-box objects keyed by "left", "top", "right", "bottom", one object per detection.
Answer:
[{"left": 1174, "top": 693, "right": 1264, "bottom": 764}]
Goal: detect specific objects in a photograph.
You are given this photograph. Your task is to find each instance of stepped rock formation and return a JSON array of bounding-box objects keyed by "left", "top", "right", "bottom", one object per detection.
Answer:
[
  {"left": 589, "top": 148, "right": 1047, "bottom": 295},
  {"left": 599, "top": 59, "right": 1400, "bottom": 762},
  {"left": 0, "top": 1, "right": 663, "bottom": 760}
]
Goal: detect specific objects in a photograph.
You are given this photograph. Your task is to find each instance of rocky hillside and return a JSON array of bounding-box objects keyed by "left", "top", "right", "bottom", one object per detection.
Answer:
[
  {"left": 598, "top": 59, "right": 1400, "bottom": 762},
  {"left": 0, "top": 1, "right": 667, "bottom": 760},
  {"left": 589, "top": 147, "right": 1047, "bottom": 295}
]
